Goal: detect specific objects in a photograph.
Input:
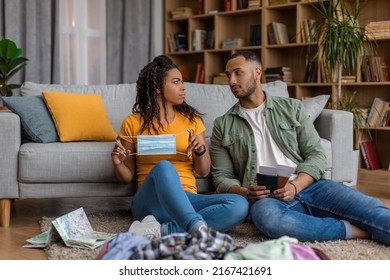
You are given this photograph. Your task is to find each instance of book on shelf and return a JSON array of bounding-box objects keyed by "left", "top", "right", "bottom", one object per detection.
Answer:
[
  {"left": 192, "top": 29, "right": 207, "bottom": 51},
  {"left": 195, "top": 63, "right": 205, "bottom": 84},
  {"left": 170, "top": 7, "right": 193, "bottom": 19},
  {"left": 249, "top": 24, "right": 261, "bottom": 46},
  {"left": 269, "top": 0, "right": 289, "bottom": 6},
  {"left": 248, "top": 0, "right": 261, "bottom": 9},
  {"left": 174, "top": 32, "right": 188, "bottom": 51},
  {"left": 300, "top": 19, "right": 316, "bottom": 43},
  {"left": 304, "top": 60, "right": 318, "bottom": 83},
  {"left": 237, "top": 0, "right": 248, "bottom": 10},
  {"left": 267, "top": 23, "right": 277, "bottom": 45},
  {"left": 197, "top": 0, "right": 203, "bottom": 15},
  {"left": 360, "top": 140, "right": 382, "bottom": 170},
  {"left": 377, "top": 57, "right": 390, "bottom": 82},
  {"left": 257, "top": 164, "right": 295, "bottom": 192},
  {"left": 267, "top": 22, "right": 289, "bottom": 45},
  {"left": 384, "top": 107, "right": 390, "bottom": 127},
  {"left": 365, "top": 21, "right": 390, "bottom": 40},
  {"left": 224, "top": 0, "right": 234, "bottom": 11},
  {"left": 367, "top": 97, "right": 389, "bottom": 127},
  {"left": 264, "top": 67, "right": 293, "bottom": 83},
  {"left": 206, "top": 29, "right": 215, "bottom": 49},
  {"left": 213, "top": 73, "right": 229, "bottom": 85},
  {"left": 221, "top": 38, "right": 244, "bottom": 49},
  {"left": 361, "top": 56, "right": 390, "bottom": 82}
]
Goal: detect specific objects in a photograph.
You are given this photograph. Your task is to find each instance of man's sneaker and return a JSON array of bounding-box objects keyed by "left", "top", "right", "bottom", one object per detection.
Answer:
[{"left": 129, "top": 215, "right": 161, "bottom": 239}]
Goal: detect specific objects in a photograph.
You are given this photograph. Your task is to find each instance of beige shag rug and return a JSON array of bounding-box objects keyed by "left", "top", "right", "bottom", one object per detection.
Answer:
[{"left": 39, "top": 210, "right": 390, "bottom": 260}]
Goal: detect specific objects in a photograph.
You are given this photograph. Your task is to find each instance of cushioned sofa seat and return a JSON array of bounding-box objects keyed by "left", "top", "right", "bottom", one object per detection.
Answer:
[{"left": 19, "top": 142, "right": 117, "bottom": 183}]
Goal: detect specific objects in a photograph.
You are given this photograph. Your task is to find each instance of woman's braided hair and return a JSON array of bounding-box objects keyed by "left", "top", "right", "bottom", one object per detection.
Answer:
[{"left": 133, "top": 55, "right": 203, "bottom": 134}]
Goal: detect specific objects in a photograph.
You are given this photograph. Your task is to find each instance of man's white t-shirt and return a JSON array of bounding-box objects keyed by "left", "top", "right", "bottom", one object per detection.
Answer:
[{"left": 241, "top": 103, "right": 297, "bottom": 175}]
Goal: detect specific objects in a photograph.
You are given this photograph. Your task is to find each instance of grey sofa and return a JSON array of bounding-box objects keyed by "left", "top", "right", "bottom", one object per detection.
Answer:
[{"left": 0, "top": 81, "right": 353, "bottom": 227}]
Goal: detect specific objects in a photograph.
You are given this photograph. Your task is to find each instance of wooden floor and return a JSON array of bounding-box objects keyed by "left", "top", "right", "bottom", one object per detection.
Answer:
[{"left": 0, "top": 194, "right": 389, "bottom": 260}]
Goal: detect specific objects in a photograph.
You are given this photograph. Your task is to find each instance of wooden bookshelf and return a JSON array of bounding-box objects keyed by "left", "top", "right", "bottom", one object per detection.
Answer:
[{"left": 164, "top": 0, "right": 390, "bottom": 194}]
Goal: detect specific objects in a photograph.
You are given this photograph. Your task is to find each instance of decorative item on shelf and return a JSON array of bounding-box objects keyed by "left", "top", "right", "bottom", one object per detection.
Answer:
[
  {"left": 311, "top": 0, "right": 376, "bottom": 105},
  {"left": 0, "top": 38, "right": 28, "bottom": 98}
]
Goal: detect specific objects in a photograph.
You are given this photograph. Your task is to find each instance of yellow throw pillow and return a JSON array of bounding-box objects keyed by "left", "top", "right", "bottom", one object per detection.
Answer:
[{"left": 42, "top": 91, "right": 117, "bottom": 142}]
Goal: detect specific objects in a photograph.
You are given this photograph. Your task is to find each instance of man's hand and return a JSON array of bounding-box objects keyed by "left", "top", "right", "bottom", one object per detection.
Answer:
[
  {"left": 273, "top": 182, "right": 297, "bottom": 201},
  {"left": 247, "top": 184, "right": 271, "bottom": 203}
]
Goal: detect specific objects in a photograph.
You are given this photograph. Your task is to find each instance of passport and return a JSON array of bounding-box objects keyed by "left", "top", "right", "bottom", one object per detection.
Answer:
[{"left": 256, "top": 164, "right": 295, "bottom": 192}]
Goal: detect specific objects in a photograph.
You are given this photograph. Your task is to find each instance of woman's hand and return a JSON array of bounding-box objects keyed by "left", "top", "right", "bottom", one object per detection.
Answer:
[
  {"left": 111, "top": 135, "right": 132, "bottom": 166},
  {"left": 187, "top": 129, "right": 206, "bottom": 157}
]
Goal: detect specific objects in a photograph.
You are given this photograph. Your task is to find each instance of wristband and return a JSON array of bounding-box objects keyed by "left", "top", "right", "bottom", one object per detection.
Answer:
[
  {"left": 289, "top": 181, "right": 298, "bottom": 196},
  {"left": 194, "top": 144, "right": 206, "bottom": 157}
]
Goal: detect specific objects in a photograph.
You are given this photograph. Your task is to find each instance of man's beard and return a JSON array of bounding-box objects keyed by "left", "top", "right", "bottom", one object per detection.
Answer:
[{"left": 236, "top": 75, "right": 257, "bottom": 98}]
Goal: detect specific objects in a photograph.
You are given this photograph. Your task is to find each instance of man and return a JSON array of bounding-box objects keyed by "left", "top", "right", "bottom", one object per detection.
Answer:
[{"left": 210, "top": 50, "right": 390, "bottom": 245}]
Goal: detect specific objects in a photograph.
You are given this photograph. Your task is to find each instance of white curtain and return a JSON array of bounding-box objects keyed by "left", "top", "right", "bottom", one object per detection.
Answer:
[
  {"left": 59, "top": 0, "right": 106, "bottom": 85},
  {"left": 60, "top": 0, "right": 163, "bottom": 85}
]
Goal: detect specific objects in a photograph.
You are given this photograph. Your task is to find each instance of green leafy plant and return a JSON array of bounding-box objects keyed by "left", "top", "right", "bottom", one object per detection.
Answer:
[
  {"left": 337, "top": 91, "right": 370, "bottom": 149},
  {"left": 0, "top": 38, "right": 28, "bottom": 97},
  {"left": 312, "top": 0, "right": 376, "bottom": 101}
]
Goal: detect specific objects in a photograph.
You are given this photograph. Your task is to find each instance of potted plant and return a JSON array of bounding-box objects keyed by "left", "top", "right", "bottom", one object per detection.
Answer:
[
  {"left": 0, "top": 38, "right": 28, "bottom": 101},
  {"left": 311, "top": 0, "right": 376, "bottom": 102}
]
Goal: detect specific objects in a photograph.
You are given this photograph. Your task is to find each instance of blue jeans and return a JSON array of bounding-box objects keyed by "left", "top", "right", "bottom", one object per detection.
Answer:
[
  {"left": 251, "top": 179, "right": 390, "bottom": 245},
  {"left": 132, "top": 160, "right": 249, "bottom": 236}
]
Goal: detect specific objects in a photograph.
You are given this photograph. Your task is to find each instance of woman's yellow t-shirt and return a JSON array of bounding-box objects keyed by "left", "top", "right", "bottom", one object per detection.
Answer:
[{"left": 118, "top": 112, "right": 205, "bottom": 194}]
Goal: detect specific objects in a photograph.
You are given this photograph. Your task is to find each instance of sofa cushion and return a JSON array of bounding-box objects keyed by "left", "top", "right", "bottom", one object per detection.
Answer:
[
  {"left": 302, "top": 95, "right": 330, "bottom": 122},
  {"left": 2, "top": 95, "right": 59, "bottom": 143},
  {"left": 185, "top": 80, "right": 289, "bottom": 139},
  {"left": 21, "top": 82, "right": 136, "bottom": 132},
  {"left": 18, "top": 142, "right": 118, "bottom": 183},
  {"left": 42, "top": 91, "right": 117, "bottom": 142}
]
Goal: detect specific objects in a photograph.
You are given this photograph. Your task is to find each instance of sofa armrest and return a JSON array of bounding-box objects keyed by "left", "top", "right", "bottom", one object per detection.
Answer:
[
  {"left": 0, "top": 111, "right": 21, "bottom": 198},
  {"left": 314, "top": 109, "right": 353, "bottom": 183}
]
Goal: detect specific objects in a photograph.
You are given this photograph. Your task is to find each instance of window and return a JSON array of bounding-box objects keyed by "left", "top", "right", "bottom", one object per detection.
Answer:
[{"left": 59, "top": 0, "right": 106, "bottom": 84}]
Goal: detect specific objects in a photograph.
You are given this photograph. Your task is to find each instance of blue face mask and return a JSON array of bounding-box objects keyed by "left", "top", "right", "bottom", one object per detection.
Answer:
[{"left": 136, "top": 134, "right": 176, "bottom": 155}]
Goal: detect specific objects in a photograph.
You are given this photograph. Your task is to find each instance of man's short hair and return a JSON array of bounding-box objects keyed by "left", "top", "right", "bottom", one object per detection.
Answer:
[{"left": 228, "top": 50, "right": 261, "bottom": 65}]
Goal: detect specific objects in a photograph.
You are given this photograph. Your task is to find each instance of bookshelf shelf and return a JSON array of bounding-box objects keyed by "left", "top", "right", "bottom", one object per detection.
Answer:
[{"left": 164, "top": 0, "right": 390, "bottom": 194}]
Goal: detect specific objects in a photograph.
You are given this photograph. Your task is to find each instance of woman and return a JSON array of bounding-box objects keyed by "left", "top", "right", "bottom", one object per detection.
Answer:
[{"left": 111, "top": 55, "right": 249, "bottom": 239}]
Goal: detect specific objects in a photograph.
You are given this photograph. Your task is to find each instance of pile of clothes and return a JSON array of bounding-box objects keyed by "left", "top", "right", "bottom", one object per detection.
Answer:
[{"left": 96, "top": 228, "right": 329, "bottom": 260}]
